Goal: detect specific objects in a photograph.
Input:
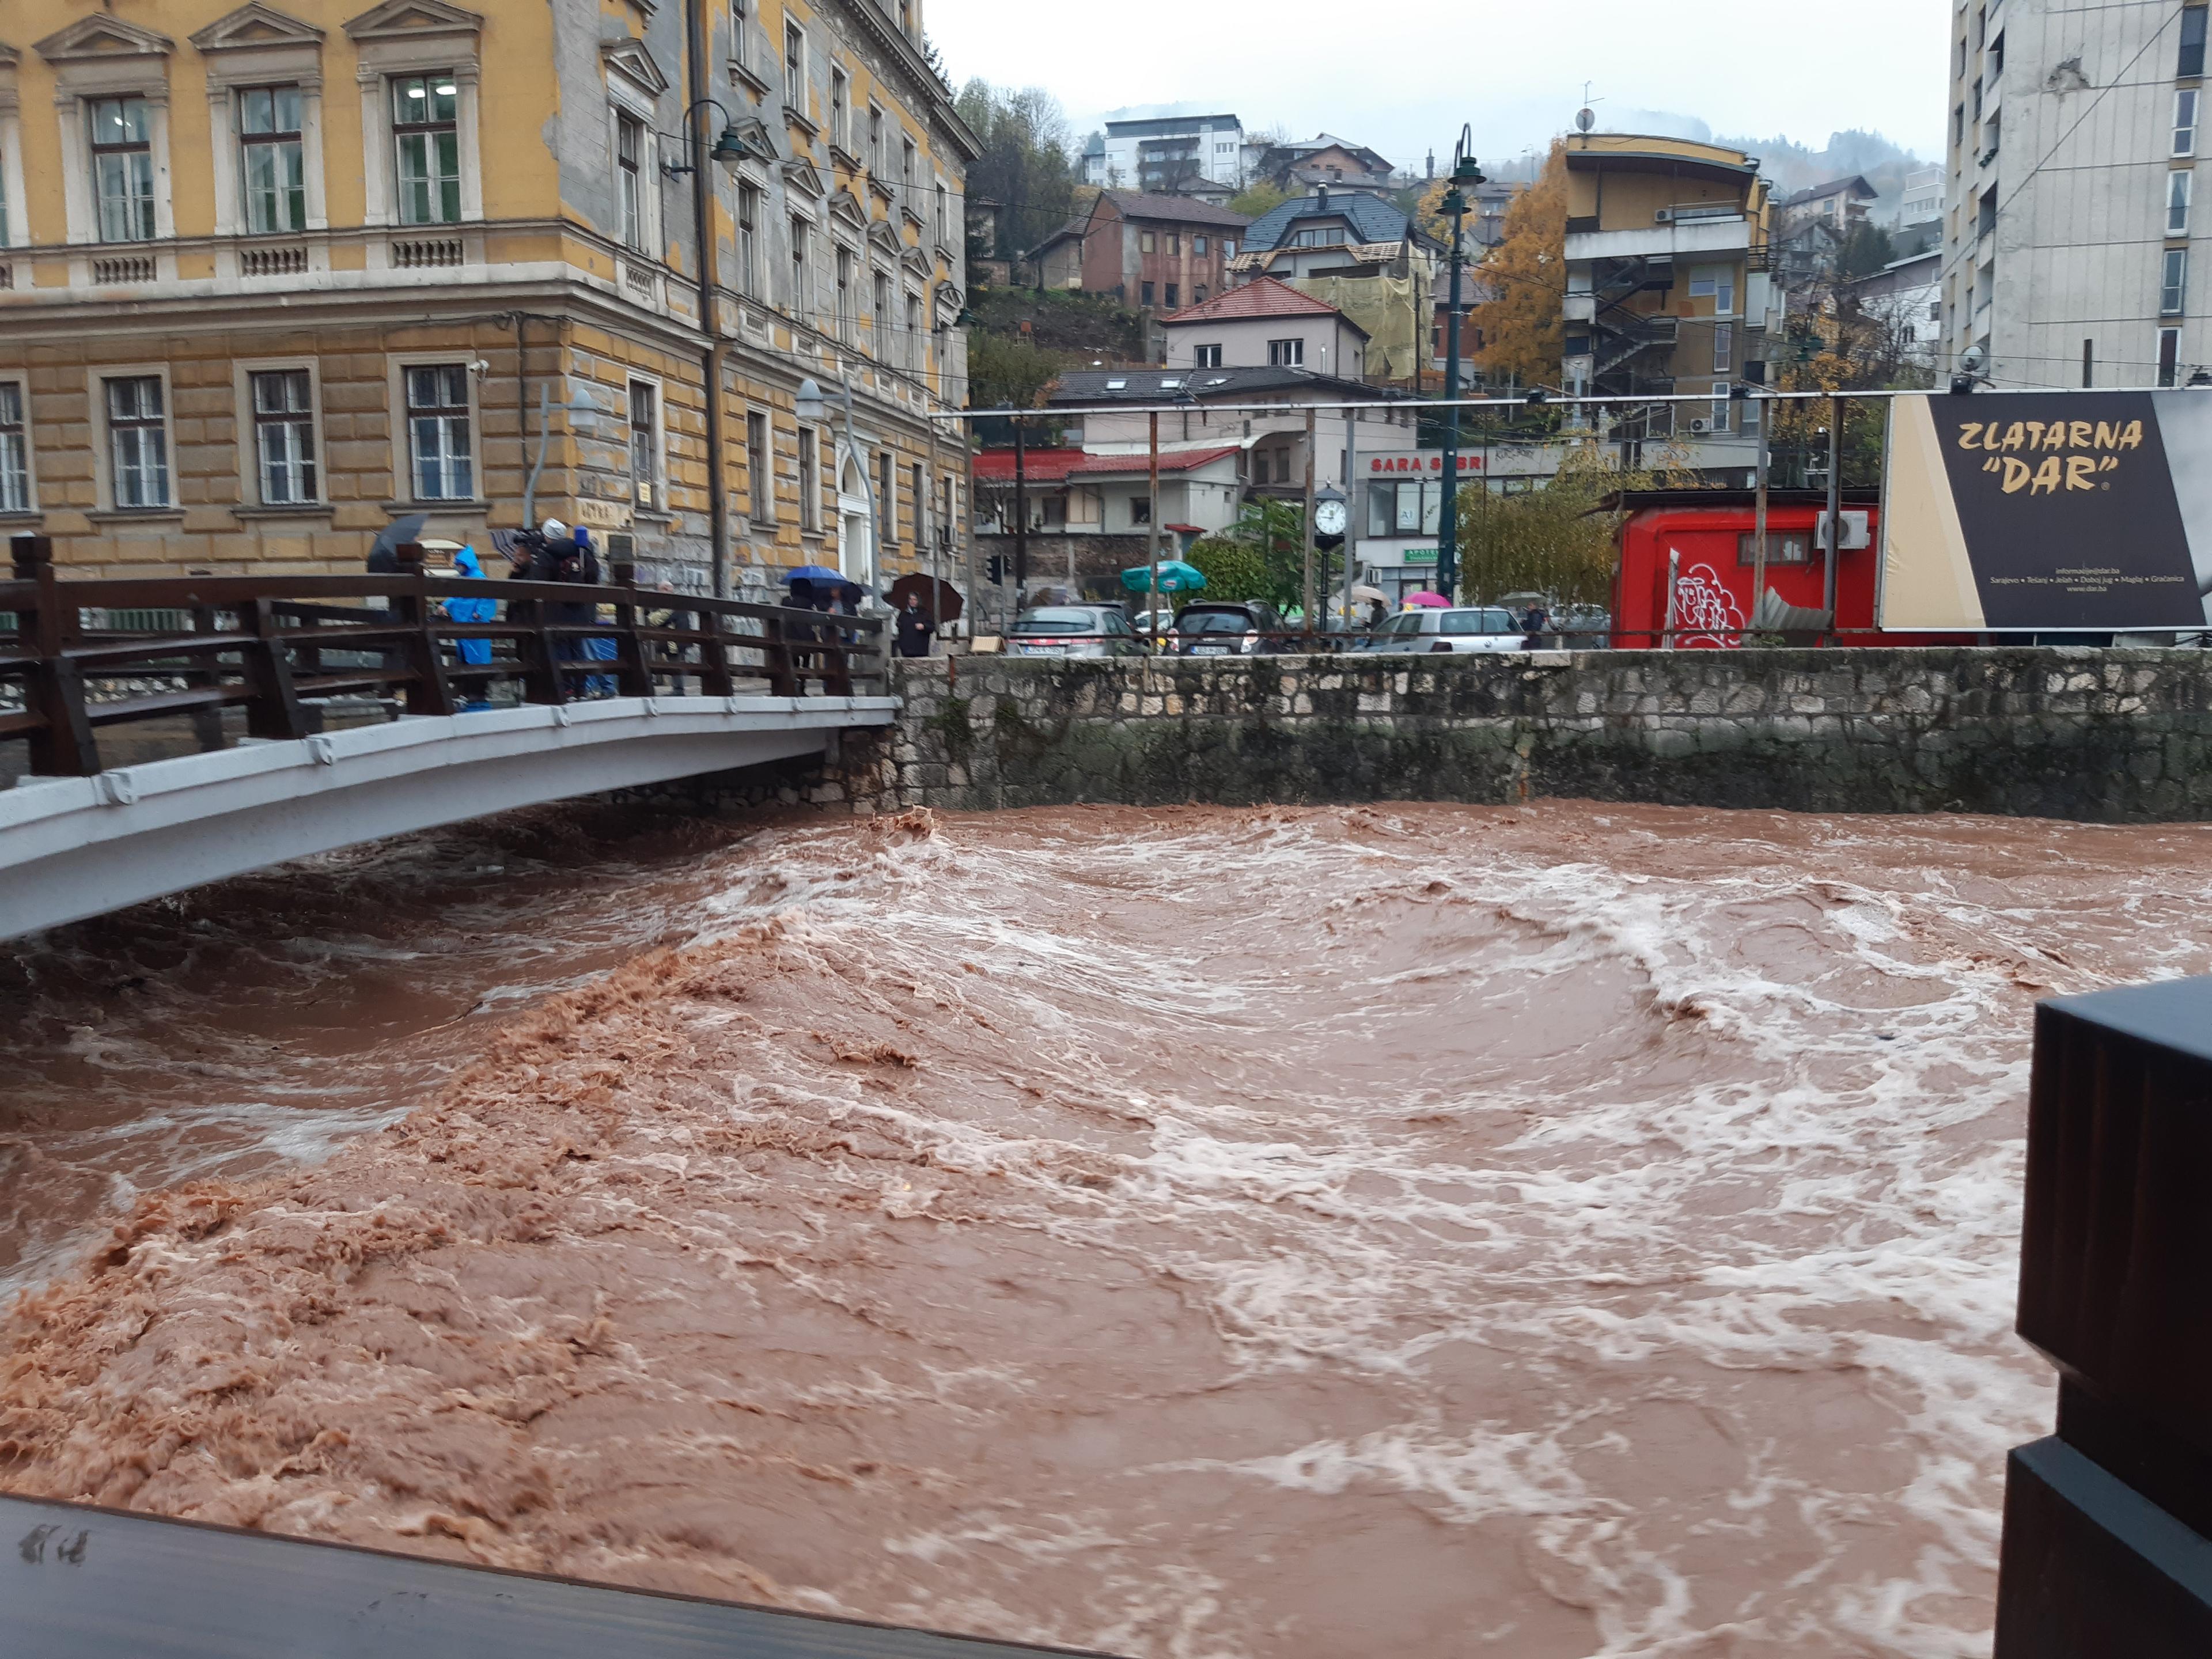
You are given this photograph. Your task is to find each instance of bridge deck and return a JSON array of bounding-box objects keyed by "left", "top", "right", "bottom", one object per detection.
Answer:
[
  {"left": 0, "top": 1493, "right": 1108, "bottom": 1658},
  {"left": 0, "top": 695, "right": 895, "bottom": 940}
]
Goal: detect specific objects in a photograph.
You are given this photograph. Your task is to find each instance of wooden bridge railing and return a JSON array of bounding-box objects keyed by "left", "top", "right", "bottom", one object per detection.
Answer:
[{"left": 2, "top": 535, "right": 887, "bottom": 779}]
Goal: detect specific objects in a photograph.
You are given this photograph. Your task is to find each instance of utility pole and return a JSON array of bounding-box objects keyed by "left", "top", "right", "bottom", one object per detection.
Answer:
[
  {"left": 681, "top": 0, "right": 730, "bottom": 596},
  {"left": 1013, "top": 417, "right": 1029, "bottom": 624},
  {"left": 1301, "top": 405, "right": 1317, "bottom": 632},
  {"left": 1342, "top": 407, "right": 1359, "bottom": 626},
  {"left": 1822, "top": 392, "right": 1844, "bottom": 639},
  {"left": 1147, "top": 410, "right": 1162, "bottom": 649},
  {"left": 1435, "top": 128, "right": 1483, "bottom": 606}
]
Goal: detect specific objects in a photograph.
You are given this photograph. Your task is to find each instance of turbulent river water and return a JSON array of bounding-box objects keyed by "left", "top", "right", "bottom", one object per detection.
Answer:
[{"left": 4, "top": 801, "right": 2211, "bottom": 1657}]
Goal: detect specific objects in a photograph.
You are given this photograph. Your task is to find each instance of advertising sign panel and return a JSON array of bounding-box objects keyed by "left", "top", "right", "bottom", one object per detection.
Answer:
[{"left": 1880, "top": 392, "right": 2212, "bottom": 631}]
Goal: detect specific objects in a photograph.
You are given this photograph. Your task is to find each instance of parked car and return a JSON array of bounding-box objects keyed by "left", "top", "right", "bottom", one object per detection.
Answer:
[
  {"left": 1007, "top": 605, "right": 1144, "bottom": 657},
  {"left": 1361, "top": 607, "right": 1532, "bottom": 654},
  {"left": 1171, "top": 601, "right": 1285, "bottom": 657}
]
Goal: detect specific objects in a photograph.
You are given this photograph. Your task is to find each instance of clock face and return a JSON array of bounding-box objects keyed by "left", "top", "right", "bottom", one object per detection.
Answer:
[{"left": 1315, "top": 498, "right": 1347, "bottom": 536}]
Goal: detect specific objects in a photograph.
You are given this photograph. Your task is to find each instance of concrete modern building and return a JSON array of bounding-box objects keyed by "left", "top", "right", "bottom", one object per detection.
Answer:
[
  {"left": 1080, "top": 113, "right": 1247, "bottom": 195},
  {"left": 0, "top": 0, "right": 976, "bottom": 592},
  {"left": 1559, "top": 132, "right": 1779, "bottom": 478},
  {"left": 1944, "top": 0, "right": 2212, "bottom": 386}
]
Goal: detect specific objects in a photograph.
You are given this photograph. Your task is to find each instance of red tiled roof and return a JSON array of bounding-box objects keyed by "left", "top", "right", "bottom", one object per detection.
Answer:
[
  {"left": 1158, "top": 274, "right": 1347, "bottom": 328},
  {"left": 970, "top": 445, "right": 1243, "bottom": 483}
]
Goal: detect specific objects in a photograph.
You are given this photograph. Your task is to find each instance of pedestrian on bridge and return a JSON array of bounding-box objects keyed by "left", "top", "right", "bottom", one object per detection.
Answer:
[
  {"left": 442, "top": 545, "right": 498, "bottom": 711},
  {"left": 894, "top": 590, "right": 936, "bottom": 658}
]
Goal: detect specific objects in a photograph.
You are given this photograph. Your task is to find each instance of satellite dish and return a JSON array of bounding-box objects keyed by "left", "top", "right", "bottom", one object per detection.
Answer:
[{"left": 1575, "top": 108, "right": 1595, "bottom": 134}]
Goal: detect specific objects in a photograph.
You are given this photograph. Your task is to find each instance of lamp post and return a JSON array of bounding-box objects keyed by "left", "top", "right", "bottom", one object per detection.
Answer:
[
  {"left": 657, "top": 88, "right": 769, "bottom": 596},
  {"left": 1435, "top": 130, "right": 1484, "bottom": 607},
  {"left": 794, "top": 374, "right": 881, "bottom": 604}
]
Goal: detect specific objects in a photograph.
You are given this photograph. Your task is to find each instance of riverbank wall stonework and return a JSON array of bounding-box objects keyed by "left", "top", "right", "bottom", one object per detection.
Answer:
[{"left": 671, "top": 649, "right": 2212, "bottom": 823}]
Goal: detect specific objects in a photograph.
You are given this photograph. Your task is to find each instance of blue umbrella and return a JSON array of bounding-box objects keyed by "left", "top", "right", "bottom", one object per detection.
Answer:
[
  {"left": 786, "top": 564, "right": 846, "bottom": 584},
  {"left": 1120, "top": 560, "right": 1208, "bottom": 594}
]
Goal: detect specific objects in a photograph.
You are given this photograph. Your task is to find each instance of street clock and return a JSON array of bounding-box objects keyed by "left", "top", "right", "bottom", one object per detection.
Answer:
[{"left": 1314, "top": 497, "right": 1347, "bottom": 537}]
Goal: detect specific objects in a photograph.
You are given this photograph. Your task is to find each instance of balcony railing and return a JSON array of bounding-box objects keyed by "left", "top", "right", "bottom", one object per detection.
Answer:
[{"left": 91, "top": 254, "right": 156, "bottom": 285}]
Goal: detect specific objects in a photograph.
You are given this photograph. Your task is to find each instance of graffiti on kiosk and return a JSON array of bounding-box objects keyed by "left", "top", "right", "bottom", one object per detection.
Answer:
[{"left": 1671, "top": 558, "right": 1745, "bottom": 647}]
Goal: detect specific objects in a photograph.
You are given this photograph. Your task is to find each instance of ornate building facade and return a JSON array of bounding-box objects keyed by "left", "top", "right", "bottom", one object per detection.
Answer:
[{"left": 0, "top": 0, "right": 975, "bottom": 593}]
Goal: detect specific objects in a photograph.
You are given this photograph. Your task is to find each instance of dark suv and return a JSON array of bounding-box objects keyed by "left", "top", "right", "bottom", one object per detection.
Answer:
[{"left": 1170, "top": 601, "right": 1285, "bottom": 656}]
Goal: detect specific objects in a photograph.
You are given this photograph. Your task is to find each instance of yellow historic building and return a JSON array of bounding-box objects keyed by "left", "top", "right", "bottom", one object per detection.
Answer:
[{"left": 0, "top": 0, "right": 976, "bottom": 593}]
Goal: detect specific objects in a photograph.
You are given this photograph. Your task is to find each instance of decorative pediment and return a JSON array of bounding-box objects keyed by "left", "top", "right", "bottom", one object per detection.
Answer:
[
  {"left": 600, "top": 38, "right": 669, "bottom": 98},
  {"left": 725, "top": 115, "right": 777, "bottom": 163},
  {"left": 35, "top": 16, "right": 175, "bottom": 63},
  {"left": 343, "top": 0, "right": 483, "bottom": 43},
  {"left": 782, "top": 157, "right": 826, "bottom": 198},
  {"left": 899, "top": 244, "right": 933, "bottom": 280},
  {"left": 866, "top": 219, "right": 903, "bottom": 259},
  {"left": 828, "top": 188, "right": 869, "bottom": 230},
  {"left": 191, "top": 4, "right": 325, "bottom": 52}
]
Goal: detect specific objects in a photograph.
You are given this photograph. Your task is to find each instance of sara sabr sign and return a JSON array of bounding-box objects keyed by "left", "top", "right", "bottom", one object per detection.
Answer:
[{"left": 1881, "top": 392, "right": 2212, "bottom": 631}]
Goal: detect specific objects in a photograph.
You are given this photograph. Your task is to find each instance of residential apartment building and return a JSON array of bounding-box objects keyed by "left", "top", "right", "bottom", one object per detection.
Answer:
[
  {"left": 1944, "top": 0, "right": 2212, "bottom": 386},
  {"left": 1559, "top": 132, "right": 1779, "bottom": 479},
  {"left": 1080, "top": 113, "right": 1247, "bottom": 196},
  {"left": 1025, "top": 191, "right": 1248, "bottom": 310},
  {"left": 1158, "top": 278, "right": 1369, "bottom": 380},
  {"left": 1232, "top": 188, "right": 1435, "bottom": 382},
  {"left": 1249, "top": 135, "right": 1396, "bottom": 198},
  {"left": 0, "top": 0, "right": 976, "bottom": 591}
]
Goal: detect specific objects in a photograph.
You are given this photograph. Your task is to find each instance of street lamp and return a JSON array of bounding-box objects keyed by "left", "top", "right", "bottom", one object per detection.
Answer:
[
  {"left": 1435, "top": 128, "right": 1484, "bottom": 607},
  {"left": 795, "top": 376, "right": 882, "bottom": 601},
  {"left": 658, "top": 100, "right": 765, "bottom": 177}
]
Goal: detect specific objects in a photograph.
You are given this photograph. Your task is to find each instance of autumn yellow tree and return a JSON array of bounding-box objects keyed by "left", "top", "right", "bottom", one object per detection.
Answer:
[{"left": 1466, "top": 143, "right": 1566, "bottom": 388}]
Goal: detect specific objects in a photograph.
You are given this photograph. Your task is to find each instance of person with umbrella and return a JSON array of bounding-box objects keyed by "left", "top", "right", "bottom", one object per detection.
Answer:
[{"left": 893, "top": 589, "right": 936, "bottom": 658}]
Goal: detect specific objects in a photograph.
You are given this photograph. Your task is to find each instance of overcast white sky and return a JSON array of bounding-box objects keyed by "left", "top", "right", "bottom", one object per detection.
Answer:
[{"left": 927, "top": 0, "right": 1948, "bottom": 168}]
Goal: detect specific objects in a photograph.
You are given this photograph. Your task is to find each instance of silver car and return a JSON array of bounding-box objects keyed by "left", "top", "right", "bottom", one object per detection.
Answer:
[
  {"left": 1362, "top": 607, "right": 1532, "bottom": 654},
  {"left": 1006, "top": 605, "right": 1144, "bottom": 658}
]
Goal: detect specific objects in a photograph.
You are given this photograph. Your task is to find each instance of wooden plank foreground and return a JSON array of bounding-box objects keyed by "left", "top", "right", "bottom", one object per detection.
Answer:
[{"left": 0, "top": 1494, "right": 1115, "bottom": 1659}]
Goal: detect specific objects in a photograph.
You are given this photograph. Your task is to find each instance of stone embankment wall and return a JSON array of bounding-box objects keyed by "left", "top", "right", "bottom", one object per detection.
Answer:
[{"left": 795, "top": 649, "right": 2212, "bottom": 823}]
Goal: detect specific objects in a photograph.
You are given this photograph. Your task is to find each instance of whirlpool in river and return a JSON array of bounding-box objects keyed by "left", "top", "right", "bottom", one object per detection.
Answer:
[{"left": 5, "top": 801, "right": 2210, "bottom": 1657}]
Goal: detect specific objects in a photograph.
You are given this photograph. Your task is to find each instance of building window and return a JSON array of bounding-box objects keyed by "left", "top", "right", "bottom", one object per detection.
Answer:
[
  {"left": 392, "top": 74, "right": 461, "bottom": 226},
  {"left": 1141, "top": 280, "right": 1155, "bottom": 306},
  {"left": 1687, "top": 271, "right": 1736, "bottom": 314},
  {"left": 2185, "top": 6, "right": 2209, "bottom": 79},
  {"left": 1953, "top": 104, "right": 1965, "bottom": 154},
  {"left": 1713, "top": 323, "right": 1733, "bottom": 373},
  {"left": 2165, "top": 247, "right": 2191, "bottom": 315},
  {"left": 2180, "top": 91, "right": 2202, "bottom": 158},
  {"left": 238, "top": 86, "right": 306, "bottom": 235},
  {"left": 934, "top": 181, "right": 948, "bottom": 242},
  {"left": 730, "top": 0, "right": 750, "bottom": 74},
  {"left": 1978, "top": 187, "right": 1998, "bottom": 240},
  {"left": 1194, "top": 343, "right": 1222, "bottom": 368},
  {"left": 868, "top": 105, "right": 884, "bottom": 175},
  {"left": 1168, "top": 233, "right": 1180, "bottom": 255},
  {"left": 797, "top": 425, "right": 820, "bottom": 530},
  {"left": 0, "top": 384, "right": 29, "bottom": 514},
  {"left": 405, "top": 363, "right": 473, "bottom": 500},
  {"left": 1707, "top": 384, "right": 1732, "bottom": 433},
  {"left": 104, "top": 376, "right": 170, "bottom": 509},
  {"left": 830, "top": 68, "right": 848, "bottom": 150},
  {"left": 251, "top": 369, "right": 317, "bottom": 504},
  {"left": 2173, "top": 169, "right": 2195, "bottom": 236},
  {"left": 616, "top": 112, "right": 646, "bottom": 251},
  {"left": 745, "top": 409, "right": 771, "bottom": 521},
  {"left": 873, "top": 270, "right": 891, "bottom": 347},
  {"left": 1223, "top": 240, "right": 1236, "bottom": 259},
  {"left": 1194, "top": 285, "right": 1208, "bottom": 305},
  {"left": 902, "top": 138, "right": 916, "bottom": 188},
  {"left": 1194, "top": 235, "right": 1207, "bottom": 255},
  {"left": 1165, "top": 283, "right": 1179, "bottom": 308},
  {"left": 789, "top": 215, "right": 810, "bottom": 312},
  {"left": 1141, "top": 231, "right": 1155, "bottom": 253},
  {"left": 836, "top": 245, "right": 855, "bottom": 337},
  {"left": 1130, "top": 495, "right": 1151, "bottom": 527},
  {"left": 737, "top": 181, "right": 760, "bottom": 294},
  {"left": 876, "top": 449, "right": 895, "bottom": 544},
  {"left": 906, "top": 293, "right": 923, "bottom": 369},
  {"left": 2161, "top": 326, "right": 2184, "bottom": 386},
  {"left": 90, "top": 97, "right": 156, "bottom": 244},
  {"left": 1267, "top": 338, "right": 1304, "bottom": 366},
  {"left": 628, "top": 380, "right": 660, "bottom": 509},
  {"left": 912, "top": 460, "right": 927, "bottom": 545},
  {"left": 1736, "top": 532, "right": 1811, "bottom": 566},
  {"left": 784, "top": 24, "right": 805, "bottom": 112}
]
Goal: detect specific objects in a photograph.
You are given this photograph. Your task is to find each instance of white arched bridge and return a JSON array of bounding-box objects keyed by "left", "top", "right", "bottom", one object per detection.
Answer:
[{"left": 0, "top": 537, "right": 894, "bottom": 941}]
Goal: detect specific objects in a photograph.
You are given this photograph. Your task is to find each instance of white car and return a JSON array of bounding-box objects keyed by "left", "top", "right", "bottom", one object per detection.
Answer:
[{"left": 1362, "top": 607, "right": 1532, "bottom": 654}]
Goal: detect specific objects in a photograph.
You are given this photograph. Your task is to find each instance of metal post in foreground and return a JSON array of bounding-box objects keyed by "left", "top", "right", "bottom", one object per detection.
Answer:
[
  {"left": 1751, "top": 396, "right": 1771, "bottom": 626},
  {"left": 1435, "top": 128, "right": 1483, "bottom": 607},
  {"left": 1301, "top": 405, "right": 1317, "bottom": 635},
  {"left": 1995, "top": 975, "right": 2212, "bottom": 1656},
  {"left": 1147, "top": 410, "right": 1162, "bottom": 652},
  {"left": 1823, "top": 392, "right": 1843, "bottom": 639},
  {"left": 1342, "top": 407, "right": 1359, "bottom": 628},
  {"left": 1012, "top": 416, "right": 1028, "bottom": 623}
]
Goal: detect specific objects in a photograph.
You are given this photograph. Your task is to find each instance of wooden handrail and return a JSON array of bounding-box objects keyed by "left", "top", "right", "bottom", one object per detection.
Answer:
[{"left": 5, "top": 533, "right": 891, "bottom": 778}]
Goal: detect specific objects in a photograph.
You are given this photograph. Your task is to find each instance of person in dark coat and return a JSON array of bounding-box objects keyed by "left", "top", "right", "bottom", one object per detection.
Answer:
[
  {"left": 893, "top": 592, "right": 936, "bottom": 658},
  {"left": 506, "top": 518, "right": 604, "bottom": 695}
]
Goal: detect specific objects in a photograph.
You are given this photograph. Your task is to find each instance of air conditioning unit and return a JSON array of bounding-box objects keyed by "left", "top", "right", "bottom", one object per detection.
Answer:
[
  {"left": 1816, "top": 509, "right": 1873, "bottom": 550},
  {"left": 1688, "top": 417, "right": 1710, "bottom": 434},
  {"left": 1654, "top": 208, "right": 1674, "bottom": 224}
]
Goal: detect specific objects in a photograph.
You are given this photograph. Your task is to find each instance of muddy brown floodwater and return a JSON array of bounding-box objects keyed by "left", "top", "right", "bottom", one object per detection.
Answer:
[{"left": 3, "top": 802, "right": 2211, "bottom": 1657}]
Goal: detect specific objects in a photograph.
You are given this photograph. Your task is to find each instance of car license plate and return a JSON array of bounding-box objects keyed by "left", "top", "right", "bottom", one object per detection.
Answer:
[
  {"left": 1019, "top": 644, "right": 1065, "bottom": 657},
  {"left": 1192, "top": 645, "right": 1228, "bottom": 656}
]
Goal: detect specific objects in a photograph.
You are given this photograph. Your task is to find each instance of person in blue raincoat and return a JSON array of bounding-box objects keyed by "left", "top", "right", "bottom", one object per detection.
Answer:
[{"left": 442, "top": 545, "right": 499, "bottom": 711}]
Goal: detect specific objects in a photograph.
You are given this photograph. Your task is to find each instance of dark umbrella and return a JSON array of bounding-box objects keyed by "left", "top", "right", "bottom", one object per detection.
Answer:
[
  {"left": 366, "top": 513, "right": 428, "bottom": 574},
  {"left": 885, "top": 573, "right": 964, "bottom": 623},
  {"left": 785, "top": 564, "right": 845, "bottom": 584}
]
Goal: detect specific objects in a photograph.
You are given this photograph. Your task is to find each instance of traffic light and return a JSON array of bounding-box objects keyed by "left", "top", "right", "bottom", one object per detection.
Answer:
[{"left": 985, "top": 555, "right": 1006, "bottom": 585}]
